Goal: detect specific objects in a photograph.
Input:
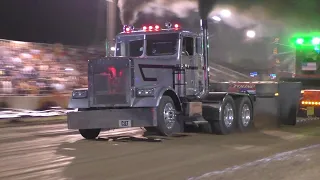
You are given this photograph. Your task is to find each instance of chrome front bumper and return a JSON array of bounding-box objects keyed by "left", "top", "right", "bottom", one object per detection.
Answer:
[{"left": 67, "top": 108, "right": 157, "bottom": 129}]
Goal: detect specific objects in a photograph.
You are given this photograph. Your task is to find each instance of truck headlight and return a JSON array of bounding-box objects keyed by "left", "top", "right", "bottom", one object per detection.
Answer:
[
  {"left": 136, "top": 88, "right": 155, "bottom": 97},
  {"left": 72, "top": 90, "right": 88, "bottom": 99}
]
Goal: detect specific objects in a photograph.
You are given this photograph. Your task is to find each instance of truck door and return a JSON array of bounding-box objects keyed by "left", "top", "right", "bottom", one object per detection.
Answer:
[{"left": 181, "top": 36, "right": 197, "bottom": 96}]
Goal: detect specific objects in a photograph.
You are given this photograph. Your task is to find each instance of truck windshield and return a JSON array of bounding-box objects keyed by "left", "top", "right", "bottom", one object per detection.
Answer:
[
  {"left": 115, "top": 39, "right": 144, "bottom": 57},
  {"left": 146, "top": 33, "right": 179, "bottom": 56},
  {"left": 115, "top": 33, "right": 179, "bottom": 57}
]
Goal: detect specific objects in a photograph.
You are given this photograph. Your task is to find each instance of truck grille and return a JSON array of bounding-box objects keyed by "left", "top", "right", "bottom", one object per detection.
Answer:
[{"left": 89, "top": 58, "right": 131, "bottom": 106}]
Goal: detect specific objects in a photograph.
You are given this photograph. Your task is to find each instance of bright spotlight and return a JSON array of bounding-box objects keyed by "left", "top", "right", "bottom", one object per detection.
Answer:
[
  {"left": 246, "top": 30, "right": 256, "bottom": 38},
  {"left": 212, "top": 16, "right": 221, "bottom": 22},
  {"left": 110, "top": 46, "right": 116, "bottom": 51},
  {"left": 220, "top": 9, "right": 231, "bottom": 18},
  {"left": 312, "top": 37, "right": 320, "bottom": 45}
]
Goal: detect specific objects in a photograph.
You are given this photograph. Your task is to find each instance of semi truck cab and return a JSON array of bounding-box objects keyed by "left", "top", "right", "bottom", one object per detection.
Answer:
[{"left": 67, "top": 21, "right": 258, "bottom": 139}]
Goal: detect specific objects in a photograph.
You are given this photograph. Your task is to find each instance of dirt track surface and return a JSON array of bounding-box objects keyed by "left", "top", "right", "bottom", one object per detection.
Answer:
[{"left": 0, "top": 121, "right": 320, "bottom": 180}]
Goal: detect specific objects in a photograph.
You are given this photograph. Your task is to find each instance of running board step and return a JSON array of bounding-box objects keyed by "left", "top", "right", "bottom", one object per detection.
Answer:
[
  {"left": 185, "top": 120, "right": 208, "bottom": 125},
  {"left": 185, "top": 115, "right": 209, "bottom": 125},
  {"left": 193, "top": 120, "right": 209, "bottom": 124}
]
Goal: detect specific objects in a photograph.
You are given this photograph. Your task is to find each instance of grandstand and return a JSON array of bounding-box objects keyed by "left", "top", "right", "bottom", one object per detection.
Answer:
[{"left": 0, "top": 39, "right": 104, "bottom": 95}]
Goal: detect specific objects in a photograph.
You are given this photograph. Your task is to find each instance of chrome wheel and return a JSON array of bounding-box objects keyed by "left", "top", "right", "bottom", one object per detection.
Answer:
[
  {"left": 241, "top": 104, "right": 251, "bottom": 127},
  {"left": 163, "top": 102, "right": 176, "bottom": 129},
  {"left": 223, "top": 103, "right": 234, "bottom": 127}
]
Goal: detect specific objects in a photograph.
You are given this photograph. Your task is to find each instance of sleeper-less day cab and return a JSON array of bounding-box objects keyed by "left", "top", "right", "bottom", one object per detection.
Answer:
[{"left": 67, "top": 19, "right": 301, "bottom": 139}]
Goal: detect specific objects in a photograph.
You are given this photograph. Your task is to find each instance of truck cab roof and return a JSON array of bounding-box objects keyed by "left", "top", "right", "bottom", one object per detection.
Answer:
[
  {"left": 117, "top": 24, "right": 199, "bottom": 37},
  {"left": 113, "top": 24, "right": 202, "bottom": 58}
]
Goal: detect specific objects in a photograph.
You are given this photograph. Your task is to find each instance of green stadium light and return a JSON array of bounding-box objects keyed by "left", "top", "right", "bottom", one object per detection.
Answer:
[
  {"left": 296, "top": 38, "right": 304, "bottom": 44},
  {"left": 312, "top": 37, "right": 320, "bottom": 45}
]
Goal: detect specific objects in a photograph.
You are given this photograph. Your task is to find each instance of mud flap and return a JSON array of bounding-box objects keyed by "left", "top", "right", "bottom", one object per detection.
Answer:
[
  {"left": 254, "top": 84, "right": 279, "bottom": 129},
  {"left": 278, "top": 82, "right": 302, "bottom": 125}
]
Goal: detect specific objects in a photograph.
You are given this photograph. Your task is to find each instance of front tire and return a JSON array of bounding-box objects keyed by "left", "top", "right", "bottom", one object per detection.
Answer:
[
  {"left": 153, "top": 96, "right": 184, "bottom": 136},
  {"left": 79, "top": 129, "right": 101, "bottom": 139}
]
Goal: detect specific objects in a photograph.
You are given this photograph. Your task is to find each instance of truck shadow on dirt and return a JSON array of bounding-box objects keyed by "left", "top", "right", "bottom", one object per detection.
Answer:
[
  {"left": 55, "top": 127, "right": 295, "bottom": 180},
  {"left": 54, "top": 114, "right": 320, "bottom": 180}
]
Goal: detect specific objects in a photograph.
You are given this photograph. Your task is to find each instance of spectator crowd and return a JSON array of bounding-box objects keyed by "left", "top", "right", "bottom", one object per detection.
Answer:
[{"left": 0, "top": 39, "right": 105, "bottom": 95}]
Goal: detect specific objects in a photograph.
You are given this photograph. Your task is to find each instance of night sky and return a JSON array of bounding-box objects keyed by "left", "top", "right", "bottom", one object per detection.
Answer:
[
  {"left": 0, "top": 0, "right": 109, "bottom": 46},
  {"left": 1, "top": 0, "right": 320, "bottom": 47}
]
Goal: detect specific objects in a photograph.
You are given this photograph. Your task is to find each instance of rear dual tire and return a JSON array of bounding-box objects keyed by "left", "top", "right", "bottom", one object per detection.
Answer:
[
  {"left": 216, "top": 95, "right": 236, "bottom": 134},
  {"left": 203, "top": 95, "right": 253, "bottom": 135},
  {"left": 235, "top": 96, "right": 253, "bottom": 132}
]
